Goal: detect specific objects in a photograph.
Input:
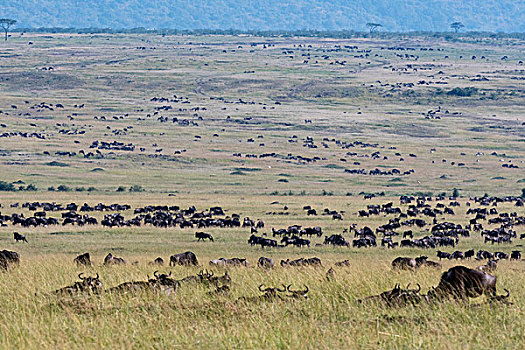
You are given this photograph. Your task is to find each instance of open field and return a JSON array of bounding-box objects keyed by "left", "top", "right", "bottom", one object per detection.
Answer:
[{"left": 0, "top": 32, "right": 524, "bottom": 348}]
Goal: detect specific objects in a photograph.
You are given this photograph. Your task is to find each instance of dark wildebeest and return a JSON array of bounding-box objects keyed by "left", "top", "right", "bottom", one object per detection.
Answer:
[
  {"left": 450, "top": 251, "right": 465, "bottom": 260},
  {"left": 510, "top": 251, "right": 521, "bottom": 260},
  {"left": 169, "top": 251, "right": 198, "bottom": 266},
  {"left": 104, "top": 253, "right": 126, "bottom": 266},
  {"left": 13, "top": 232, "right": 28, "bottom": 243},
  {"left": 0, "top": 250, "right": 20, "bottom": 271},
  {"left": 358, "top": 283, "right": 423, "bottom": 307},
  {"left": 428, "top": 266, "right": 510, "bottom": 303},
  {"left": 74, "top": 252, "right": 92, "bottom": 266},
  {"left": 464, "top": 249, "right": 475, "bottom": 260},
  {"left": 54, "top": 273, "right": 102, "bottom": 295},
  {"left": 392, "top": 257, "right": 417, "bottom": 270},
  {"left": 257, "top": 256, "right": 274, "bottom": 268},
  {"left": 195, "top": 231, "right": 214, "bottom": 242},
  {"left": 436, "top": 251, "right": 451, "bottom": 260}
]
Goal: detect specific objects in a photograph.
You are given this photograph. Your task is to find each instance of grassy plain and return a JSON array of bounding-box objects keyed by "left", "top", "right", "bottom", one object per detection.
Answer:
[{"left": 0, "top": 32, "right": 524, "bottom": 348}]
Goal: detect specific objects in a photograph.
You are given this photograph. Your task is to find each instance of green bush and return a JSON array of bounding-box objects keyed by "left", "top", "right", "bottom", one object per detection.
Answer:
[
  {"left": 57, "top": 185, "right": 72, "bottom": 192},
  {"left": 0, "top": 181, "right": 16, "bottom": 191}
]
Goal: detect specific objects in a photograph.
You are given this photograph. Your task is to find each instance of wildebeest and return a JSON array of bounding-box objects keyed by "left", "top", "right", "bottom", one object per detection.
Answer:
[
  {"left": 195, "top": 231, "right": 214, "bottom": 242},
  {"left": 280, "top": 257, "right": 322, "bottom": 267},
  {"left": 0, "top": 250, "right": 20, "bottom": 271},
  {"left": 286, "top": 284, "right": 309, "bottom": 299},
  {"left": 392, "top": 257, "right": 417, "bottom": 270},
  {"left": 54, "top": 273, "right": 102, "bottom": 295},
  {"left": 477, "top": 259, "right": 498, "bottom": 273},
  {"left": 74, "top": 252, "right": 92, "bottom": 266},
  {"left": 510, "top": 250, "right": 521, "bottom": 260},
  {"left": 334, "top": 259, "right": 351, "bottom": 267},
  {"left": 149, "top": 257, "right": 164, "bottom": 266},
  {"left": 415, "top": 256, "right": 442, "bottom": 269},
  {"left": 358, "top": 283, "right": 423, "bottom": 307},
  {"left": 209, "top": 257, "right": 248, "bottom": 267},
  {"left": 13, "top": 232, "right": 28, "bottom": 243},
  {"left": 257, "top": 256, "right": 274, "bottom": 268},
  {"left": 464, "top": 249, "right": 475, "bottom": 260},
  {"left": 104, "top": 253, "right": 126, "bottom": 266},
  {"left": 108, "top": 271, "right": 179, "bottom": 295},
  {"left": 428, "top": 265, "right": 510, "bottom": 303},
  {"left": 169, "top": 251, "right": 198, "bottom": 266},
  {"left": 436, "top": 251, "right": 451, "bottom": 260}
]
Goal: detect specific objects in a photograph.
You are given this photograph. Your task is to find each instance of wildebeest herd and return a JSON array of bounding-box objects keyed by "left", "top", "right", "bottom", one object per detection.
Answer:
[{"left": 1, "top": 194, "right": 523, "bottom": 308}]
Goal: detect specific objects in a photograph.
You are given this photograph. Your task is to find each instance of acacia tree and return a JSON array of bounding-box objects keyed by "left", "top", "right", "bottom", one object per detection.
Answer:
[
  {"left": 366, "top": 23, "right": 382, "bottom": 33},
  {"left": 0, "top": 19, "right": 16, "bottom": 41},
  {"left": 450, "top": 22, "right": 464, "bottom": 33}
]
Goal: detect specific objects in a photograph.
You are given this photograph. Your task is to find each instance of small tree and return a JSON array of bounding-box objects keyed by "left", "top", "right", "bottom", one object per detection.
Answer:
[
  {"left": 450, "top": 22, "right": 464, "bottom": 33},
  {"left": 521, "top": 188, "right": 525, "bottom": 198},
  {"left": 452, "top": 188, "right": 460, "bottom": 198},
  {"left": 0, "top": 19, "right": 16, "bottom": 41},
  {"left": 366, "top": 23, "right": 382, "bottom": 33}
]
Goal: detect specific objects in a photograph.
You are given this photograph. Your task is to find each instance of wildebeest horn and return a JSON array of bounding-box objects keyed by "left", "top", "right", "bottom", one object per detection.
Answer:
[
  {"left": 154, "top": 270, "right": 159, "bottom": 278},
  {"left": 301, "top": 285, "right": 309, "bottom": 294},
  {"left": 416, "top": 284, "right": 421, "bottom": 293},
  {"left": 208, "top": 270, "right": 214, "bottom": 277},
  {"left": 168, "top": 271, "right": 172, "bottom": 277},
  {"left": 503, "top": 289, "right": 510, "bottom": 298},
  {"left": 406, "top": 283, "right": 411, "bottom": 290},
  {"left": 258, "top": 284, "right": 266, "bottom": 292},
  {"left": 95, "top": 273, "right": 99, "bottom": 280},
  {"left": 78, "top": 273, "right": 85, "bottom": 280}
]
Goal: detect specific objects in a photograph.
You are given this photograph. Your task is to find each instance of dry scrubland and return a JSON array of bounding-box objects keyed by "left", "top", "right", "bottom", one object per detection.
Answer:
[{"left": 0, "top": 32, "right": 524, "bottom": 348}]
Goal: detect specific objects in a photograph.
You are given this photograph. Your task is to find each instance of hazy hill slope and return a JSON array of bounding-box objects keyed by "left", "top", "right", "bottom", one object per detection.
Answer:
[{"left": 1, "top": 0, "right": 524, "bottom": 32}]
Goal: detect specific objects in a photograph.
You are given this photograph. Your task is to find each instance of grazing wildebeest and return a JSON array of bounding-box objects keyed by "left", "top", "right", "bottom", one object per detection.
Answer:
[
  {"left": 195, "top": 231, "right": 214, "bottom": 242},
  {"left": 510, "top": 251, "right": 521, "bottom": 260},
  {"left": 257, "top": 256, "right": 274, "bottom": 268},
  {"left": 464, "top": 249, "right": 475, "bottom": 260},
  {"left": 0, "top": 250, "right": 20, "bottom": 271},
  {"left": 494, "top": 252, "right": 509, "bottom": 260},
  {"left": 104, "top": 253, "right": 126, "bottom": 266},
  {"left": 428, "top": 265, "right": 510, "bottom": 303},
  {"left": 74, "top": 252, "right": 92, "bottom": 266},
  {"left": 392, "top": 257, "right": 417, "bottom": 270},
  {"left": 54, "top": 273, "right": 102, "bottom": 295},
  {"left": 169, "top": 251, "right": 198, "bottom": 266},
  {"left": 436, "top": 251, "right": 451, "bottom": 260},
  {"left": 13, "top": 232, "right": 28, "bottom": 243}
]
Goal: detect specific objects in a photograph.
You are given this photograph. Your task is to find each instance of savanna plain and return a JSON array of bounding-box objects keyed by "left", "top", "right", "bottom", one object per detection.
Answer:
[{"left": 0, "top": 32, "right": 524, "bottom": 349}]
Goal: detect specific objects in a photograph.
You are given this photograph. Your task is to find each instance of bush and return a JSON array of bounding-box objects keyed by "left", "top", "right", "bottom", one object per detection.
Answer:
[
  {"left": 25, "top": 184, "right": 38, "bottom": 191},
  {"left": 75, "top": 187, "right": 86, "bottom": 192},
  {"left": 0, "top": 181, "right": 16, "bottom": 191},
  {"left": 447, "top": 87, "right": 478, "bottom": 97},
  {"left": 57, "top": 185, "right": 72, "bottom": 192},
  {"left": 116, "top": 186, "right": 126, "bottom": 192},
  {"left": 129, "top": 185, "right": 144, "bottom": 192},
  {"left": 48, "top": 186, "right": 55, "bottom": 191},
  {"left": 521, "top": 188, "right": 525, "bottom": 198},
  {"left": 87, "top": 187, "right": 97, "bottom": 192},
  {"left": 452, "top": 188, "right": 460, "bottom": 198}
]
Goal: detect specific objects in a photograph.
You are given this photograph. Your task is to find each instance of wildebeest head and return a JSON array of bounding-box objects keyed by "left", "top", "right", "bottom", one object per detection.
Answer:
[
  {"left": 287, "top": 284, "right": 309, "bottom": 299},
  {"left": 258, "top": 284, "right": 286, "bottom": 298}
]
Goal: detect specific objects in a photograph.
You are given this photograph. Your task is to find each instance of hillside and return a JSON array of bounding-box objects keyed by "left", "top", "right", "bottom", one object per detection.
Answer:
[{"left": 1, "top": 0, "right": 524, "bottom": 32}]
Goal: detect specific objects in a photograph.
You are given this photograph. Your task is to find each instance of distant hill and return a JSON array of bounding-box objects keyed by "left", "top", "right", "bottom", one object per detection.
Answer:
[{"left": 2, "top": 0, "right": 524, "bottom": 32}]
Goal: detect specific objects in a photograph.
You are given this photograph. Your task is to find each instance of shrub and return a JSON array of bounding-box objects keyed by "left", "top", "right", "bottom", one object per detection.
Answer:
[
  {"left": 447, "top": 87, "right": 478, "bottom": 97},
  {"left": 129, "top": 185, "right": 144, "bottom": 192},
  {"left": 0, "top": 181, "right": 16, "bottom": 191},
  {"left": 57, "top": 185, "right": 72, "bottom": 192}
]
